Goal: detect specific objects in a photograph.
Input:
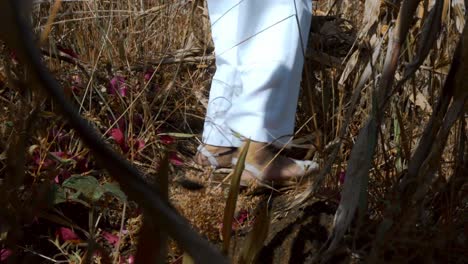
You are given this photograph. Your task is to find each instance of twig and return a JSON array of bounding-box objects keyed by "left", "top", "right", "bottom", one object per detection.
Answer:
[
  {"left": 112, "top": 203, "right": 127, "bottom": 263},
  {"left": 41, "top": 48, "right": 90, "bottom": 79}
]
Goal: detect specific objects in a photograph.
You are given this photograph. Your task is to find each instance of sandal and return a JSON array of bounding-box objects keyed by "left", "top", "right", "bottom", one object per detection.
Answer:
[
  {"left": 232, "top": 157, "right": 319, "bottom": 189},
  {"left": 194, "top": 144, "right": 237, "bottom": 169}
]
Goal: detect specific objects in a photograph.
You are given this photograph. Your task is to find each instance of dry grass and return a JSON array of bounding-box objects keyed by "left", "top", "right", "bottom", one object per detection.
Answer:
[{"left": 0, "top": 0, "right": 466, "bottom": 263}]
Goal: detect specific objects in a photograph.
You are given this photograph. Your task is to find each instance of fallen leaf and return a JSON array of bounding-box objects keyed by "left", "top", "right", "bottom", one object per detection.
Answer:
[
  {"left": 169, "top": 152, "right": 184, "bottom": 166},
  {"left": 159, "top": 135, "right": 175, "bottom": 145},
  {"left": 144, "top": 68, "right": 155, "bottom": 82},
  {"left": 56, "top": 227, "right": 80, "bottom": 243},
  {"left": 134, "top": 139, "right": 145, "bottom": 151},
  {"left": 338, "top": 171, "right": 346, "bottom": 184},
  {"left": 32, "top": 152, "right": 55, "bottom": 169},
  {"left": 119, "top": 255, "right": 135, "bottom": 264},
  {"left": 57, "top": 45, "right": 79, "bottom": 59},
  {"left": 110, "top": 128, "right": 128, "bottom": 151},
  {"left": 108, "top": 76, "right": 128, "bottom": 97},
  {"left": 10, "top": 51, "right": 18, "bottom": 64},
  {"left": 54, "top": 169, "right": 71, "bottom": 184},
  {"left": 102, "top": 231, "right": 119, "bottom": 246},
  {"left": 0, "top": 248, "right": 12, "bottom": 262}
]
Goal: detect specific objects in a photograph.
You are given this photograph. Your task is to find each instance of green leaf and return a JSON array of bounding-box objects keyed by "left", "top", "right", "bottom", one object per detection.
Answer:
[
  {"left": 222, "top": 139, "right": 250, "bottom": 254},
  {"left": 63, "top": 175, "right": 104, "bottom": 202},
  {"left": 158, "top": 132, "right": 195, "bottom": 138},
  {"left": 50, "top": 184, "right": 67, "bottom": 204},
  {"left": 50, "top": 184, "right": 90, "bottom": 207},
  {"left": 102, "top": 183, "right": 127, "bottom": 202}
]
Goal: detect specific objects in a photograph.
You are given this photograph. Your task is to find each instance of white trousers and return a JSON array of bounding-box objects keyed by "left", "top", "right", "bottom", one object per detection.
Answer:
[{"left": 202, "top": 0, "right": 313, "bottom": 147}]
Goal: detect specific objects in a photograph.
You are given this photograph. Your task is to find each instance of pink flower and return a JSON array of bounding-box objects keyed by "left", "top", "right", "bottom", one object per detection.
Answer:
[
  {"left": 57, "top": 46, "right": 79, "bottom": 59},
  {"left": 51, "top": 151, "right": 68, "bottom": 159},
  {"left": 102, "top": 231, "right": 119, "bottom": 246},
  {"left": 108, "top": 76, "right": 128, "bottom": 97},
  {"left": 56, "top": 227, "right": 80, "bottom": 243},
  {"left": 0, "top": 248, "right": 13, "bottom": 262},
  {"left": 169, "top": 152, "right": 184, "bottom": 166},
  {"left": 235, "top": 209, "right": 249, "bottom": 225},
  {"left": 110, "top": 128, "right": 128, "bottom": 151},
  {"left": 54, "top": 169, "right": 72, "bottom": 184},
  {"left": 159, "top": 135, "right": 175, "bottom": 145},
  {"left": 10, "top": 51, "right": 18, "bottom": 64},
  {"left": 119, "top": 255, "right": 135, "bottom": 264},
  {"left": 110, "top": 128, "right": 145, "bottom": 154},
  {"left": 32, "top": 152, "right": 55, "bottom": 169},
  {"left": 134, "top": 139, "right": 145, "bottom": 151},
  {"left": 144, "top": 68, "right": 155, "bottom": 83},
  {"left": 338, "top": 171, "right": 346, "bottom": 184}
]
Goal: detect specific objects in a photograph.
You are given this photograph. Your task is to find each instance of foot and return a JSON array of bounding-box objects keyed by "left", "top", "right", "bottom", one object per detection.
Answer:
[
  {"left": 234, "top": 141, "right": 319, "bottom": 187},
  {"left": 194, "top": 144, "right": 237, "bottom": 168}
]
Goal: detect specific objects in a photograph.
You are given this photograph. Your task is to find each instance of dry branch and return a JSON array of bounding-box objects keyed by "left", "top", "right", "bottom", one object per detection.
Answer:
[{"left": 0, "top": 1, "right": 227, "bottom": 263}]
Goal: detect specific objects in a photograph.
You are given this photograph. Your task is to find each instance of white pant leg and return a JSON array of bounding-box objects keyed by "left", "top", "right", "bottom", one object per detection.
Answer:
[
  {"left": 202, "top": 0, "right": 243, "bottom": 147},
  {"left": 203, "top": 0, "right": 312, "bottom": 147},
  {"left": 226, "top": 0, "right": 312, "bottom": 146}
]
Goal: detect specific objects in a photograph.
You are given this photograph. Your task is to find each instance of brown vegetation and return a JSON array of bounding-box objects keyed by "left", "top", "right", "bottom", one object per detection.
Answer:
[{"left": 0, "top": 0, "right": 466, "bottom": 263}]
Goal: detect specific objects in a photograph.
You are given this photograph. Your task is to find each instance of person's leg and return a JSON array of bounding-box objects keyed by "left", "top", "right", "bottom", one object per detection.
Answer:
[
  {"left": 195, "top": 1, "right": 242, "bottom": 168},
  {"left": 201, "top": 0, "right": 243, "bottom": 148},
  {"left": 226, "top": 0, "right": 317, "bottom": 183},
  {"left": 197, "top": 0, "right": 318, "bottom": 180},
  {"left": 226, "top": 0, "right": 312, "bottom": 144}
]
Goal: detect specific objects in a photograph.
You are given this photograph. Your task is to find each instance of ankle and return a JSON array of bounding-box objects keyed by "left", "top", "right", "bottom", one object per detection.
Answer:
[
  {"left": 242, "top": 141, "right": 276, "bottom": 166},
  {"left": 195, "top": 144, "right": 237, "bottom": 168}
]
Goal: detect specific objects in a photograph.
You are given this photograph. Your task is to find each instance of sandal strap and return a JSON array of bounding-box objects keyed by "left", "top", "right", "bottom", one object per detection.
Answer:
[
  {"left": 232, "top": 157, "right": 319, "bottom": 183},
  {"left": 197, "top": 145, "right": 237, "bottom": 168},
  {"left": 197, "top": 145, "right": 220, "bottom": 167},
  {"left": 292, "top": 159, "right": 319, "bottom": 173},
  {"left": 232, "top": 157, "right": 263, "bottom": 178}
]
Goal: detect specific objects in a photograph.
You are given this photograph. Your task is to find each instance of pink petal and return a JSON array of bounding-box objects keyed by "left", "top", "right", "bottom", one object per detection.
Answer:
[
  {"left": 159, "top": 135, "right": 175, "bottom": 145},
  {"left": 71, "top": 85, "right": 80, "bottom": 92},
  {"left": 70, "top": 74, "right": 83, "bottom": 91},
  {"left": 110, "top": 128, "right": 126, "bottom": 147},
  {"left": 108, "top": 76, "right": 128, "bottom": 97},
  {"left": 57, "top": 46, "right": 79, "bottom": 59},
  {"left": 56, "top": 227, "right": 80, "bottom": 242},
  {"left": 144, "top": 68, "right": 155, "bottom": 82},
  {"left": 71, "top": 74, "right": 82, "bottom": 85},
  {"left": 0, "top": 248, "right": 13, "bottom": 262},
  {"left": 119, "top": 255, "right": 135, "bottom": 264},
  {"left": 10, "top": 51, "right": 18, "bottom": 63},
  {"left": 51, "top": 151, "right": 67, "bottom": 158},
  {"left": 33, "top": 152, "right": 55, "bottom": 169},
  {"left": 235, "top": 209, "right": 249, "bottom": 225},
  {"left": 134, "top": 139, "right": 145, "bottom": 151},
  {"left": 169, "top": 152, "right": 184, "bottom": 166},
  {"left": 55, "top": 170, "right": 72, "bottom": 184},
  {"left": 102, "top": 231, "right": 119, "bottom": 246},
  {"left": 338, "top": 171, "right": 346, "bottom": 184}
]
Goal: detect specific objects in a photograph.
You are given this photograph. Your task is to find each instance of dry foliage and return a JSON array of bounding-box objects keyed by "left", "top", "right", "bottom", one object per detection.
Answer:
[{"left": 0, "top": 0, "right": 466, "bottom": 263}]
